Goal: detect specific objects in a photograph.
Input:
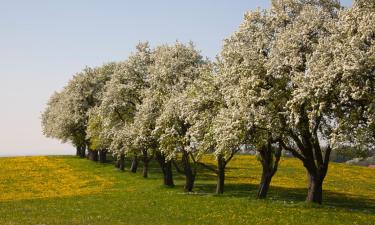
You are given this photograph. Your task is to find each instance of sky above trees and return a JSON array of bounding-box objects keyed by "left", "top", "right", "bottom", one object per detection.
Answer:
[{"left": 0, "top": 0, "right": 352, "bottom": 156}]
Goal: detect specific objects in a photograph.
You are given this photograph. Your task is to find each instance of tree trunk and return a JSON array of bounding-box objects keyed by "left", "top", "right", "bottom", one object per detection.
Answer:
[
  {"left": 300, "top": 145, "right": 330, "bottom": 204},
  {"left": 216, "top": 156, "right": 225, "bottom": 194},
  {"left": 306, "top": 172, "right": 323, "bottom": 204},
  {"left": 257, "top": 172, "right": 272, "bottom": 199},
  {"left": 78, "top": 146, "right": 86, "bottom": 158},
  {"left": 99, "top": 150, "right": 107, "bottom": 163},
  {"left": 182, "top": 151, "right": 195, "bottom": 192},
  {"left": 115, "top": 155, "right": 120, "bottom": 168},
  {"left": 88, "top": 149, "right": 98, "bottom": 162},
  {"left": 257, "top": 142, "right": 281, "bottom": 199},
  {"left": 143, "top": 160, "right": 149, "bottom": 178},
  {"left": 156, "top": 152, "right": 174, "bottom": 187},
  {"left": 76, "top": 147, "right": 80, "bottom": 156},
  {"left": 142, "top": 150, "right": 149, "bottom": 178},
  {"left": 164, "top": 161, "right": 174, "bottom": 187},
  {"left": 184, "top": 173, "right": 195, "bottom": 192},
  {"left": 118, "top": 154, "right": 125, "bottom": 171},
  {"left": 130, "top": 156, "right": 139, "bottom": 173}
]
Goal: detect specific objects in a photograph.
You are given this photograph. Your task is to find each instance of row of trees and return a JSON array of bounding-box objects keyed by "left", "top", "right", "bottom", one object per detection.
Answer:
[{"left": 42, "top": 0, "right": 375, "bottom": 204}]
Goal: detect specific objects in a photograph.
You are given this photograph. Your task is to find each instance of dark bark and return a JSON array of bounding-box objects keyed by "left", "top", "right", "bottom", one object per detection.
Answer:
[
  {"left": 76, "top": 147, "right": 80, "bottom": 156},
  {"left": 173, "top": 151, "right": 196, "bottom": 192},
  {"left": 143, "top": 160, "right": 149, "bottom": 178},
  {"left": 306, "top": 173, "right": 323, "bottom": 204},
  {"left": 156, "top": 152, "right": 174, "bottom": 187},
  {"left": 130, "top": 156, "right": 139, "bottom": 173},
  {"left": 257, "top": 140, "right": 282, "bottom": 199},
  {"left": 257, "top": 173, "right": 272, "bottom": 199},
  {"left": 115, "top": 155, "right": 120, "bottom": 168},
  {"left": 78, "top": 146, "right": 86, "bottom": 158},
  {"left": 164, "top": 161, "right": 174, "bottom": 187},
  {"left": 98, "top": 150, "right": 107, "bottom": 163},
  {"left": 299, "top": 145, "right": 330, "bottom": 204},
  {"left": 142, "top": 150, "right": 151, "bottom": 178},
  {"left": 88, "top": 149, "right": 98, "bottom": 162},
  {"left": 118, "top": 154, "right": 125, "bottom": 171},
  {"left": 215, "top": 148, "right": 239, "bottom": 194},
  {"left": 216, "top": 156, "right": 225, "bottom": 194}
]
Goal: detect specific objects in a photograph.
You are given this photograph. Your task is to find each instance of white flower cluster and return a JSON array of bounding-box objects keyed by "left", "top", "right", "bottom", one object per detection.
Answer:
[{"left": 42, "top": 0, "right": 374, "bottom": 176}]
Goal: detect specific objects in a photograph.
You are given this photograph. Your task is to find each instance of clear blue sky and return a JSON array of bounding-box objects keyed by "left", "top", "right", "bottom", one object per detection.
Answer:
[{"left": 0, "top": 0, "right": 352, "bottom": 156}]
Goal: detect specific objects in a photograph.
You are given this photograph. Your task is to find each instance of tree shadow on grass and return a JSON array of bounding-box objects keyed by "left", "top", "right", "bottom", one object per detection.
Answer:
[
  {"left": 97, "top": 156, "right": 375, "bottom": 212},
  {"left": 192, "top": 182, "right": 375, "bottom": 212}
]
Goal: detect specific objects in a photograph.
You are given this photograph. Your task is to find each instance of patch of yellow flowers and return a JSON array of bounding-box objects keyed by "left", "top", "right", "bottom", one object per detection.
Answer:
[{"left": 0, "top": 156, "right": 112, "bottom": 201}]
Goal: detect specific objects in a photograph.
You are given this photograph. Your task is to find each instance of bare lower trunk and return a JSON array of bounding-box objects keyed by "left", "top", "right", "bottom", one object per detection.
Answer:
[
  {"left": 257, "top": 142, "right": 281, "bottom": 199},
  {"left": 216, "top": 156, "right": 225, "bottom": 194},
  {"left": 142, "top": 150, "right": 150, "bottom": 178},
  {"left": 118, "top": 154, "right": 125, "bottom": 171},
  {"left": 143, "top": 160, "right": 149, "bottom": 178},
  {"left": 78, "top": 146, "right": 86, "bottom": 158},
  {"left": 302, "top": 147, "right": 330, "bottom": 204},
  {"left": 115, "top": 155, "right": 120, "bottom": 168},
  {"left": 99, "top": 150, "right": 107, "bottom": 163},
  {"left": 182, "top": 151, "right": 195, "bottom": 192},
  {"left": 76, "top": 147, "right": 80, "bottom": 156},
  {"left": 164, "top": 161, "right": 174, "bottom": 187},
  {"left": 130, "top": 156, "right": 139, "bottom": 173},
  {"left": 185, "top": 174, "right": 195, "bottom": 192},
  {"left": 156, "top": 152, "right": 174, "bottom": 187},
  {"left": 88, "top": 149, "right": 98, "bottom": 162},
  {"left": 306, "top": 172, "right": 323, "bottom": 204},
  {"left": 257, "top": 172, "right": 272, "bottom": 199}
]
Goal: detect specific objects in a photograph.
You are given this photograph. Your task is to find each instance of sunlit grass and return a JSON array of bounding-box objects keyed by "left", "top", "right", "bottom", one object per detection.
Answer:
[{"left": 0, "top": 155, "right": 374, "bottom": 225}]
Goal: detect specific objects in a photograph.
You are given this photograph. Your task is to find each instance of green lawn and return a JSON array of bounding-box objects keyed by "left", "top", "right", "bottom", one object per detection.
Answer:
[{"left": 0, "top": 155, "right": 374, "bottom": 225}]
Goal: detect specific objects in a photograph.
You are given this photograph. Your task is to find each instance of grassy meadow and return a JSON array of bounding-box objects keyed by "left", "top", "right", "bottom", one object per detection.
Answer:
[{"left": 0, "top": 155, "right": 374, "bottom": 225}]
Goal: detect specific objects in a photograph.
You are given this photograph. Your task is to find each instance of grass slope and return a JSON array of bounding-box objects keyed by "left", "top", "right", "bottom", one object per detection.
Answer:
[{"left": 0, "top": 155, "right": 374, "bottom": 225}]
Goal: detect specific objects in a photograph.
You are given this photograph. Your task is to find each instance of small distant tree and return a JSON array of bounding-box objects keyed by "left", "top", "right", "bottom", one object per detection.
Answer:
[
  {"left": 42, "top": 63, "right": 116, "bottom": 160},
  {"left": 42, "top": 90, "right": 87, "bottom": 157}
]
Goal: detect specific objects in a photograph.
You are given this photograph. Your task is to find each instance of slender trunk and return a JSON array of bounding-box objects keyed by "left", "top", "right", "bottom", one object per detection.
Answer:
[
  {"left": 257, "top": 142, "right": 281, "bottom": 199},
  {"left": 257, "top": 172, "right": 272, "bottom": 199},
  {"left": 99, "top": 150, "right": 107, "bottom": 163},
  {"left": 216, "top": 156, "right": 225, "bottom": 194},
  {"left": 130, "top": 156, "right": 139, "bottom": 173},
  {"left": 143, "top": 160, "right": 149, "bottom": 178},
  {"left": 142, "top": 150, "right": 149, "bottom": 178},
  {"left": 156, "top": 152, "right": 174, "bottom": 187},
  {"left": 118, "top": 154, "right": 125, "bottom": 171},
  {"left": 79, "top": 146, "right": 86, "bottom": 158},
  {"left": 115, "top": 155, "right": 120, "bottom": 168},
  {"left": 184, "top": 174, "right": 195, "bottom": 192},
  {"left": 88, "top": 149, "right": 98, "bottom": 162},
  {"left": 164, "top": 161, "right": 174, "bottom": 187},
  {"left": 182, "top": 151, "right": 195, "bottom": 192},
  {"left": 76, "top": 147, "right": 80, "bottom": 156}
]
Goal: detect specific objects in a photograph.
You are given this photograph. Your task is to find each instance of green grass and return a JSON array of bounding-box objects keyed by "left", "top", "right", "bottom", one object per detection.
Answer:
[{"left": 0, "top": 155, "right": 374, "bottom": 225}]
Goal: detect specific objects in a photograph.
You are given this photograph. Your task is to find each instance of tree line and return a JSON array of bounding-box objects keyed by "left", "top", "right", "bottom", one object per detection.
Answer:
[{"left": 42, "top": 0, "right": 375, "bottom": 204}]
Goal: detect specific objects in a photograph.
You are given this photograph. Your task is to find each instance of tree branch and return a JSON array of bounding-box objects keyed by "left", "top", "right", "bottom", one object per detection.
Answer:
[
  {"left": 224, "top": 147, "right": 240, "bottom": 166},
  {"left": 279, "top": 139, "right": 305, "bottom": 161}
]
